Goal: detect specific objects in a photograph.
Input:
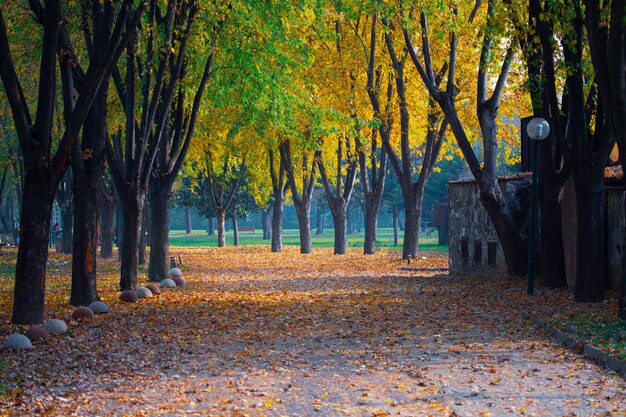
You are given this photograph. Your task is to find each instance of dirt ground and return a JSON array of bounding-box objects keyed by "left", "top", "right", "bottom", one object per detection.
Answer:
[{"left": 1, "top": 247, "right": 625, "bottom": 416}]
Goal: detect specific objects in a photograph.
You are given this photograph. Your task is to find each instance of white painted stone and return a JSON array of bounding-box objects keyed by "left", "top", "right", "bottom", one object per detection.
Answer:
[
  {"left": 160, "top": 278, "right": 176, "bottom": 288},
  {"left": 136, "top": 287, "right": 153, "bottom": 298},
  {"left": 88, "top": 301, "right": 110, "bottom": 314},
  {"left": 43, "top": 319, "right": 68, "bottom": 334},
  {"left": 169, "top": 268, "right": 183, "bottom": 277},
  {"left": 172, "top": 276, "right": 186, "bottom": 287},
  {"left": 3, "top": 334, "right": 33, "bottom": 349}
]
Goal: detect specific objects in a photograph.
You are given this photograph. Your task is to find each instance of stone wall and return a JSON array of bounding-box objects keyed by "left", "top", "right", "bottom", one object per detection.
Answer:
[
  {"left": 450, "top": 176, "right": 623, "bottom": 290},
  {"left": 448, "top": 175, "right": 532, "bottom": 278}
]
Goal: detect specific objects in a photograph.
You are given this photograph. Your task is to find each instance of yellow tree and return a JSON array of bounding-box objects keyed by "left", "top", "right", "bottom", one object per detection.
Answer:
[{"left": 400, "top": 0, "right": 529, "bottom": 275}]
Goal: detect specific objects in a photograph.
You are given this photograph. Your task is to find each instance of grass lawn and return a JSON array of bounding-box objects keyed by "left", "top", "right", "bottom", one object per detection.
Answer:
[{"left": 167, "top": 227, "right": 449, "bottom": 252}]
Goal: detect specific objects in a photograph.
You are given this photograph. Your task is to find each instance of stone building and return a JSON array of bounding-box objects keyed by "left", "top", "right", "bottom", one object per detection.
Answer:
[
  {"left": 448, "top": 170, "right": 623, "bottom": 289},
  {"left": 448, "top": 174, "right": 532, "bottom": 279}
]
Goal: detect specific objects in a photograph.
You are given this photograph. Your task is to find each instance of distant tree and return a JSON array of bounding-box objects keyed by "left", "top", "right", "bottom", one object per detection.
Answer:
[{"left": 281, "top": 138, "right": 318, "bottom": 254}]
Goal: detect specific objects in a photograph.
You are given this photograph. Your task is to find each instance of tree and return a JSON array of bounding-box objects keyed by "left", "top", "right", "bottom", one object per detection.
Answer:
[
  {"left": 359, "top": 17, "right": 391, "bottom": 255},
  {"left": 281, "top": 138, "right": 318, "bottom": 254},
  {"left": 63, "top": 0, "right": 137, "bottom": 306},
  {"left": 316, "top": 133, "right": 358, "bottom": 254},
  {"left": 380, "top": 15, "right": 448, "bottom": 260},
  {"left": 100, "top": 175, "right": 115, "bottom": 258},
  {"left": 506, "top": 0, "right": 568, "bottom": 288},
  {"left": 107, "top": 0, "right": 196, "bottom": 290},
  {"left": 0, "top": 0, "right": 140, "bottom": 323},
  {"left": 400, "top": 0, "right": 527, "bottom": 275},
  {"left": 582, "top": 0, "right": 626, "bottom": 315},
  {"left": 146, "top": 8, "right": 222, "bottom": 281},
  {"left": 56, "top": 173, "right": 72, "bottom": 254},
  {"left": 204, "top": 153, "right": 246, "bottom": 248},
  {"left": 269, "top": 148, "right": 288, "bottom": 252}
]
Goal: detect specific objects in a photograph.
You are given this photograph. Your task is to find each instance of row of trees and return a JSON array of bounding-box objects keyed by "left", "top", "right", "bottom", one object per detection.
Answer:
[{"left": 1, "top": 0, "right": 624, "bottom": 324}]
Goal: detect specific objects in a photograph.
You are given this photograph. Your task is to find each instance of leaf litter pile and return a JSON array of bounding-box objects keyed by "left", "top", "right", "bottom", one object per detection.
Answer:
[{"left": 0, "top": 246, "right": 625, "bottom": 416}]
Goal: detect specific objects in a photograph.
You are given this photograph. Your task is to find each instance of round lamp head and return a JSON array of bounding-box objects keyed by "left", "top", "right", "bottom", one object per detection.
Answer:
[{"left": 526, "top": 117, "right": 550, "bottom": 141}]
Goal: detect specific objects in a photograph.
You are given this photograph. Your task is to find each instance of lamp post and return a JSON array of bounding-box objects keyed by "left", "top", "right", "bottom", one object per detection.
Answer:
[{"left": 526, "top": 117, "right": 550, "bottom": 295}]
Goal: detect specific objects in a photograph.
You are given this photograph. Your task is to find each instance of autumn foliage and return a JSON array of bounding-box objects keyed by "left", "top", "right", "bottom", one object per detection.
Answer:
[{"left": 0, "top": 246, "right": 625, "bottom": 416}]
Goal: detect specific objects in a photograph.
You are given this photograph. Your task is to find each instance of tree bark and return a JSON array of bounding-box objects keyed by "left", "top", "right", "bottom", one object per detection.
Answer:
[
  {"left": 139, "top": 206, "right": 148, "bottom": 265},
  {"left": 280, "top": 141, "right": 316, "bottom": 254},
  {"left": 403, "top": 199, "right": 423, "bottom": 259},
  {"left": 476, "top": 174, "right": 528, "bottom": 276},
  {"left": 70, "top": 177, "right": 100, "bottom": 306},
  {"left": 185, "top": 206, "right": 192, "bottom": 234},
  {"left": 294, "top": 202, "right": 312, "bottom": 254},
  {"left": 70, "top": 70, "right": 109, "bottom": 306},
  {"left": 60, "top": 200, "right": 73, "bottom": 254},
  {"left": 316, "top": 203, "right": 324, "bottom": 235},
  {"left": 116, "top": 203, "right": 124, "bottom": 261},
  {"left": 12, "top": 177, "right": 53, "bottom": 324},
  {"left": 119, "top": 196, "right": 143, "bottom": 290},
  {"left": 148, "top": 182, "right": 170, "bottom": 281},
  {"left": 100, "top": 186, "right": 115, "bottom": 258},
  {"left": 363, "top": 198, "right": 381, "bottom": 254},
  {"left": 216, "top": 209, "right": 226, "bottom": 247},
  {"left": 538, "top": 176, "right": 566, "bottom": 287},
  {"left": 574, "top": 187, "right": 606, "bottom": 302},
  {"left": 262, "top": 207, "right": 271, "bottom": 240},
  {"left": 232, "top": 211, "right": 239, "bottom": 246},
  {"left": 392, "top": 209, "right": 399, "bottom": 247},
  {"left": 271, "top": 195, "right": 284, "bottom": 252},
  {"left": 331, "top": 210, "right": 347, "bottom": 255}
]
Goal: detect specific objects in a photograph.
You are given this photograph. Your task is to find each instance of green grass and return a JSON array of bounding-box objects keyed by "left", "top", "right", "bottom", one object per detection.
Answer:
[
  {"left": 168, "top": 227, "right": 449, "bottom": 252},
  {"left": 552, "top": 314, "right": 626, "bottom": 361}
]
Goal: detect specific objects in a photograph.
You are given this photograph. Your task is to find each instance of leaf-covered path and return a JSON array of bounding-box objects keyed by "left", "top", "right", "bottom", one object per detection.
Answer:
[{"left": 1, "top": 247, "right": 625, "bottom": 416}]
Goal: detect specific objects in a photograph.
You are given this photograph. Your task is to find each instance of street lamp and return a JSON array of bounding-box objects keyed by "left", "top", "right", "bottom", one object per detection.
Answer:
[{"left": 526, "top": 117, "right": 550, "bottom": 295}]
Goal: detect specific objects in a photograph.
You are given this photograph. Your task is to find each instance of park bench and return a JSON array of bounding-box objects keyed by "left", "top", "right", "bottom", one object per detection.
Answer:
[{"left": 237, "top": 226, "right": 255, "bottom": 233}]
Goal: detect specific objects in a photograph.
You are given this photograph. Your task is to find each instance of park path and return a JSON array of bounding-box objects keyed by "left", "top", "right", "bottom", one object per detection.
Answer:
[{"left": 1, "top": 247, "right": 625, "bottom": 416}]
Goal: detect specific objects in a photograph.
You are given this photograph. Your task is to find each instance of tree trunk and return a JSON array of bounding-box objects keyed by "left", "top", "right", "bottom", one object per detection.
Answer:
[
  {"left": 347, "top": 213, "right": 355, "bottom": 235},
  {"left": 12, "top": 177, "right": 53, "bottom": 324},
  {"left": 208, "top": 217, "right": 214, "bottom": 235},
  {"left": 294, "top": 201, "right": 312, "bottom": 254},
  {"left": 216, "top": 209, "right": 226, "bottom": 247},
  {"left": 116, "top": 203, "right": 124, "bottom": 261},
  {"left": 70, "top": 81, "right": 109, "bottom": 306},
  {"left": 100, "top": 189, "right": 115, "bottom": 258},
  {"left": 316, "top": 205, "right": 324, "bottom": 235},
  {"left": 363, "top": 197, "right": 381, "bottom": 254},
  {"left": 232, "top": 212, "right": 239, "bottom": 246},
  {"left": 477, "top": 179, "right": 528, "bottom": 277},
  {"left": 403, "top": 204, "right": 421, "bottom": 259},
  {"left": 331, "top": 209, "right": 347, "bottom": 255},
  {"left": 271, "top": 195, "right": 284, "bottom": 252},
  {"left": 139, "top": 207, "right": 148, "bottom": 265},
  {"left": 70, "top": 164, "right": 101, "bottom": 306},
  {"left": 119, "top": 196, "right": 143, "bottom": 291},
  {"left": 574, "top": 187, "right": 606, "bottom": 302},
  {"left": 148, "top": 183, "right": 170, "bottom": 281},
  {"left": 538, "top": 176, "right": 566, "bottom": 287},
  {"left": 185, "top": 206, "right": 192, "bottom": 234},
  {"left": 392, "top": 209, "right": 399, "bottom": 247},
  {"left": 61, "top": 202, "right": 73, "bottom": 254},
  {"left": 262, "top": 207, "right": 271, "bottom": 240}
]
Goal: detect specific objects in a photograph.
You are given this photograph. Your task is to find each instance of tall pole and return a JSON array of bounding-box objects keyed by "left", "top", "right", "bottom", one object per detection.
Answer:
[
  {"left": 527, "top": 140, "right": 540, "bottom": 295},
  {"left": 525, "top": 117, "right": 550, "bottom": 296}
]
